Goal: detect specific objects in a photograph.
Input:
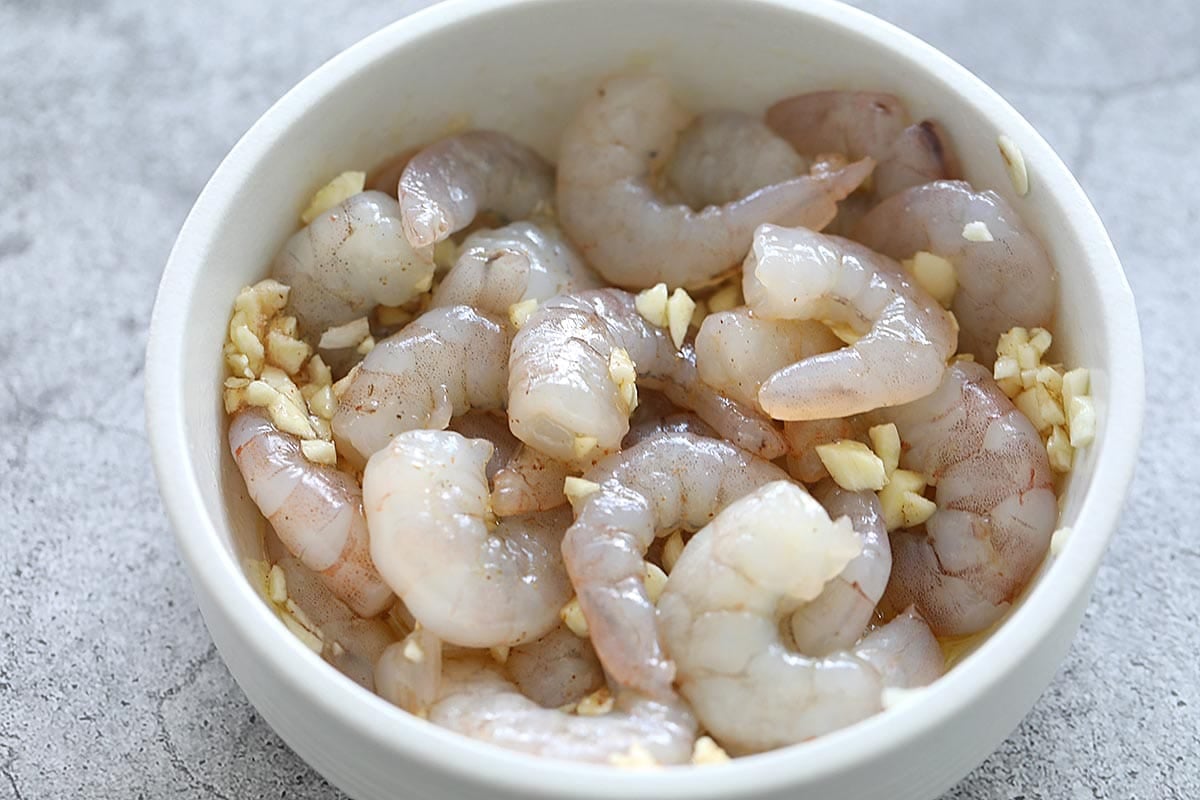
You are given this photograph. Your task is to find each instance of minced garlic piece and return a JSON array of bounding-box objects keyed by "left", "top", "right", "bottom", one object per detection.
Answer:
[
  {"left": 301, "top": 171, "right": 366, "bottom": 225},
  {"left": 267, "top": 564, "right": 288, "bottom": 604},
  {"left": 877, "top": 469, "right": 929, "bottom": 531},
  {"left": 1062, "top": 368, "right": 1095, "bottom": 446},
  {"left": 962, "top": 221, "right": 994, "bottom": 242},
  {"left": 355, "top": 335, "right": 376, "bottom": 356},
  {"left": 609, "top": 742, "right": 659, "bottom": 770},
  {"left": 572, "top": 436, "right": 598, "bottom": 459},
  {"left": 868, "top": 423, "right": 901, "bottom": 477},
  {"left": 576, "top": 687, "right": 614, "bottom": 716},
  {"left": 691, "top": 736, "right": 731, "bottom": 765},
  {"left": 635, "top": 283, "right": 669, "bottom": 327},
  {"left": 706, "top": 282, "right": 741, "bottom": 314},
  {"left": 318, "top": 317, "right": 371, "bottom": 350},
  {"left": 563, "top": 476, "right": 602, "bottom": 505},
  {"left": 609, "top": 347, "right": 638, "bottom": 413},
  {"left": 1050, "top": 526, "right": 1072, "bottom": 556},
  {"left": 307, "top": 354, "right": 332, "bottom": 387},
  {"left": 300, "top": 439, "right": 337, "bottom": 466},
  {"left": 1046, "top": 425, "right": 1073, "bottom": 473},
  {"left": 307, "top": 384, "right": 336, "bottom": 421},
  {"left": 266, "top": 329, "right": 312, "bottom": 375},
  {"left": 560, "top": 597, "right": 589, "bottom": 638},
  {"left": 997, "top": 135, "right": 1029, "bottom": 197},
  {"left": 643, "top": 561, "right": 668, "bottom": 604},
  {"left": 661, "top": 530, "right": 685, "bottom": 573},
  {"left": 245, "top": 375, "right": 317, "bottom": 440},
  {"left": 331, "top": 363, "right": 361, "bottom": 399},
  {"left": 508, "top": 298, "right": 538, "bottom": 329},
  {"left": 489, "top": 646, "right": 510, "bottom": 665},
  {"left": 281, "top": 613, "right": 324, "bottom": 653},
  {"left": 902, "top": 251, "right": 957, "bottom": 307},
  {"left": 230, "top": 323, "right": 266, "bottom": 375},
  {"left": 815, "top": 440, "right": 887, "bottom": 492},
  {"left": 403, "top": 637, "right": 425, "bottom": 663},
  {"left": 666, "top": 288, "right": 695, "bottom": 349}
]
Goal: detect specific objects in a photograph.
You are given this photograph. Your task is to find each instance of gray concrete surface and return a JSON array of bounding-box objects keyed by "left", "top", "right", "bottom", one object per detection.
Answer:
[{"left": 1, "top": 1, "right": 1195, "bottom": 797}]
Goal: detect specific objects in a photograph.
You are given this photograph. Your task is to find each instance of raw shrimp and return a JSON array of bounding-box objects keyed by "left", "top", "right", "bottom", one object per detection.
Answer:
[
  {"left": 363, "top": 429, "right": 573, "bottom": 648},
  {"left": 431, "top": 221, "right": 602, "bottom": 314},
  {"left": 508, "top": 289, "right": 786, "bottom": 465},
  {"left": 375, "top": 626, "right": 442, "bottom": 715},
  {"left": 875, "top": 362, "right": 1057, "bottom": 636},
  {"left": 229, "top": 409, "right": 393, "bottom": 617},
  {"left": 657, "top": 481, "right": 942, "bottom": 753},
  {"left": 399, "top": 131, "right": 555, "bottom": 248},
  {"left": 620, "top": 388, "right": 716, "bottom": 447},
  {"left": 854, "top": 180, "right": 1056, "bottom": 360},
  {"left": 556, "top": 74, "right": 874, "bottom": 289},
  {"left": 365, "top": 146, "right": 419, "bottom": 196},
  {"left": 271, "top": 191, "right": 435, "bottom": 337},
  {"left": 429, "top": 658, "right": 698, "bottom": 764},
  {"left": 695, "top": 306, "right": 841, "bottom": 409},
  {"left": 448, "top": 410, "right": 520, "bottom": 481},
  {"left": 332, "top": 305, "right": 511, "bottom": 466},
  {"left": 665, "top": 111, "right": 807, "bottom": 207},
  {"left": 783, "top": 416, "right": 865, "bottom": 484},
  {"left": 743, "top": 225, "right": 958, "bottom": 420},
  {"left": 562, "top": 432, "right": 790, "bottom": 698},
  {"left": 766, "top": 91, "right": 957, "bottom": 199},
  {"left": 791, "top": 482, "right": 892, "bottom": 656},
  {"left": 507, "top": 624, "right": 606, "bottom": 709}
]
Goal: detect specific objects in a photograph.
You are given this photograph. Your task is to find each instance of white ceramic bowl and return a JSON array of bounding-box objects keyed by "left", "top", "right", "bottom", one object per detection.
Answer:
[{"left": 145, "top": 1, "right": 1144, "bottom": 798}]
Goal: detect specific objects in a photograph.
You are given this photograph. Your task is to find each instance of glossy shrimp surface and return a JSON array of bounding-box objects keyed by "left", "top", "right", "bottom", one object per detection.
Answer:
[
  {"left": 556, "top": 74, "right": 874, "bottom": 289},
  {"left": 507, "top": 623, "right": 606, "bottom": 709}
]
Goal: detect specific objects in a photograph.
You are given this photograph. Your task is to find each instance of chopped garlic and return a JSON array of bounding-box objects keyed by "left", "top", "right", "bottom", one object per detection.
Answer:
[
  {"left": 300, "top": 439, "right": 337, "bottom": 466},
  {"left": 318, "top": 317, "right": 371, "bottom": 350},
  {"left": 572, "top": 436, "right": 598, "bottom": 459},
  {"left": 997, "top": 135, "right": 1029, "bottom": 196},
  {"left": 868, "top": 423, "right": 901, "bottom": 477},
  {"left": 267, "top": 564, "right": 288, "bottom": 604},
  {"left": 609, "top": 742, "right": 659, "bottom": 770},
  {"left": 281, "top": 613, "right": 324, "bottom": 653},
  {"left": 414, "top": 271, "right": 434, "bottom": 293},
  {"left": 1062, "top": 367, "right": 1090, "bottom": 403},
  {"left": 560, "top": 597, "right": 589, "bottom": 637},
  {"left": 355, "top": 335, "right": 376, "bottom": 356},
  {"left": 231, "top": 323, "right": 265, "bottom": 374},
  {"left": 643, "top": 561, "right": 669, "bottom": 604},
  {"left": 307, "top": 354, "right": 333, "bottom": 387},
  {"left": 691, "top": 736, "right": 731, "bottom": 765},
  {"left": 815, "top": 440, "right": 887, "bottom": 492},
  {"left": 1046, "top": 425, "right": 1073, "bottom": 473},
  {"left": 1029, "top": 327, "right": 1053, "bottom": 357},
  {"left": 877, "top": 469, "right": 929, "bottom": 531},
  {"left": 225, "top": 348, "right": 253, "bottom": 380},
  {"left": 661, "top": 530, "right": 685, "bottom": 573},
  {"left": 300, "top": 170, "right": 366, "bottom": 225},
  {"left": 403, "top": 637, "right": 425, "bottom": 663},
  {"left": 1067, "top": 395, "right": 1096, "bottom": 447},
  {"left": 1015, "top": 384, "right": 1065, "bottom": 434},
  {"left": 508, "top": 298, "right": 538, "bottom": 329},
  {"left": 706, "top": 282, "right": 741, "bottom": 314},
  {"left": 266, "top": 329, "right": 312, "bottom": 375},
  {"left": 576, "top": 687, "right": 614, "bottom": 716},
  {"left": 667, "top": 288, "right": 696, "bottom": 349},
  {"left": 608, "top": 347, "right": 639, "bottom": 413},
  {"left": 899, "top": 491, "right": 937, "bottom": 528},
  {"left": 635, "top": 283, "right": 669, "bottom": 327},
  {"left": 308, "top": 384, "right": 336, "bottom": 420},
  {"left": 902, "top": 251, "right": 957, "bottom": 307},
  {"left": 244, "top": 380, "right": 279, "bottom": 407},
  {"left": 489, "top": 646, "right": 510, "bottom": 665},
  {"left": 1050, "top": 526, "right": 1072, "bottom": 556},
  {"left": 223, "top": 386, "right": 245, "bottom": 414},
  {"left": 331, "top": 363, "right": 361, "bottom": 399},
  {"left": 563, "top": 476, "right": 602, "bottom": 505},
  {"left": 962, "top": 221, "right": 994, "bottom": 242},
  {"left": 993, "top": 356, "right": 1019, "bottom": 381}
]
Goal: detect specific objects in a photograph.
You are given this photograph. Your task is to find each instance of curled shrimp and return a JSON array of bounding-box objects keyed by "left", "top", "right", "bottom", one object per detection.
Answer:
[
  {"left": 665, "top": 111, "right": 807, "bottom": 207},
  {"left": 766, "top": 91, "right": 958, "bottom": 199},
  {"left": 363, "top": 429, "right": 573, "bottom": 648},
  {"left": 875, "top": 362, "right": 1057, "bottom": 636},
  {"left": 620, "top": 388, "right": 716, "bottom": 447},
  {"left": 695, "top": 306, "right": 841, "bottom": 410},
  {"left": 271, "top": 191, "right": 435, "bottom": 337},
  {"left": 743, "top": 225, "right": 958, "bottom": 420},
  {"left": 658, "top": 481, "right": 943, "bottom": 753},
  {"left": 791, "top": 482, "right": 892, "bottom": 656},
  {"left": 399, "top": 131, "right": 555, "bottom": 248},
  {"left": 428, "top": 658, "right": 698, "bottom": 765},
  {"left": 375, "top": 626, "right": 442, "bottom": 715},
  {"left": 431, "top": 221, "right": 603, "bottom": 314},
  {"left": 556, "top": 74, "right": 874, "bottom": 289},
  {"left": 229, "top": 409, "right": 393, "bottom": 617},
  {"left": 854, "top": 180, "right": 1057, "bottom": 360},
  {"left": 508, "top": 288, "right": 786, "bottom": 465},
  {"left": 507, "top": 623, "right": 606, "bottom": 709},
  {"left": 783, "top": 416, "right": 865, "bottom": 484},
  {"left": 563, "top": 432, "right": 790, "bottom": 698},
  {"left": 332, "top": 305, "right": 511, "bottom": 466}
]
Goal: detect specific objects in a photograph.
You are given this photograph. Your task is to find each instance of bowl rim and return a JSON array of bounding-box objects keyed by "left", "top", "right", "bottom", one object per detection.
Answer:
[{"left": 145, "top": 0, "right": 1145, "bottom": 795}]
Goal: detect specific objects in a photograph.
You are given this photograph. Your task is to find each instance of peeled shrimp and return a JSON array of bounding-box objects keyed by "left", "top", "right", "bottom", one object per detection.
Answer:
[
  {"left": 556, "top": 74, "right": 874, "bottom": 289},
  {"left": 508, "top": 288, "right": 786, "bottom": 465},
  {"left": 875, "top": 362, "right": 1057, "bottom": 635},
  {"left": 665, "top": 111, "right": 807, "bottom": 207},
  {"left": 399, "top": 131, "right": 555, "bottom": 248},
  {"left": 695, "top": 306, "right": 841, "bottom": 409},
  {"left": 229, "top": 409, "right": 393, "bottom": 617},
  {"left": 783, "top": 416, "right": 865, "bottom": 484},
  {"left": 447, "top": 410, "right": 520, "bottom": 481},
  {"left": 375, "top": 626, "right": 442, "bottom": 715},
  {"left": 363, "top": 429, "right": 573, "bottom": 648},
  {"left": 332, "top": 305, "right": 511, "bottom": 466},
  {"left": 791, "top": 482, "right": 892, "bottom": 656},
  {"left": 507, "top": 624, "right": 606, "bottom": 709},
  {"left": 621, "top": 388, "right": 716, "bottom": 447},
  {"left": 429, "top": 658, "right": 697, "bottom": 764},
  {"left": 854, "top": 180, "right": 1057, "bottom": 360},
  {"left": 271, "top": 191, "right": 435, "bottom": 337},
  {"left": 657, "top": 481, "right": 943, "bottom": 753},
  {"left": 562, "top": 432, "right": 790, "bottom": 698},
  {"left": 766, "top": 91, "right": 957, "bottom": 199},
  {"left": 743, "top": 225, "right": 958, "bottom": 420},
  {"left": 431, "top": 221, "right": 602, "bottom": 314}
]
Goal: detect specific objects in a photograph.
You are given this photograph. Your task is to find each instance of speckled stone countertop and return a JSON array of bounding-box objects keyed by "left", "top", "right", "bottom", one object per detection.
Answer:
[{"left": 2, "top": 1, "right": 1196, "bottom": 797}]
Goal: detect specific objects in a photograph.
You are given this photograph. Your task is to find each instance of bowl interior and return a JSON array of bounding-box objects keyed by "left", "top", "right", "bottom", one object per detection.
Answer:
[{"left": 154, "top": 0, "right": 1140, "bottom": 795}]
